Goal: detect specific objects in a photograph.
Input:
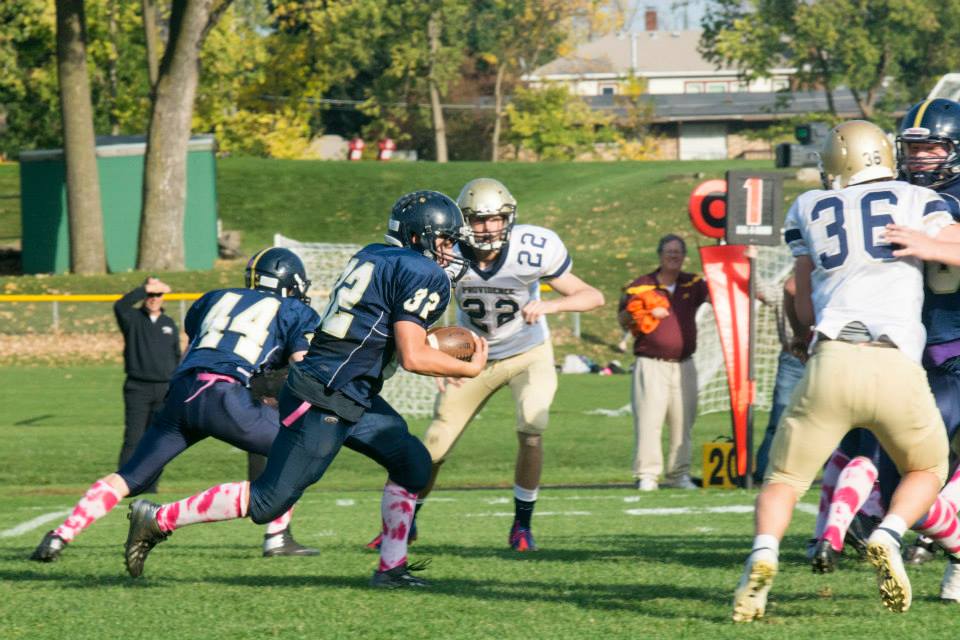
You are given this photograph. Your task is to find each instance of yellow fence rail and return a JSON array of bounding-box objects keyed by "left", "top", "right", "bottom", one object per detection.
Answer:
[{"left": 0, "top": 284, "right": 580, "bottom": 337}]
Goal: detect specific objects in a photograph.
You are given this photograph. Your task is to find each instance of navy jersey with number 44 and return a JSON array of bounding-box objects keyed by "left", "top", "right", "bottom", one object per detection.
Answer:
[
  {"left": 298, "top": 244, "right": 451, "bottom": 407},
  {"left": 177, "top": 288, "right": 320, "bottom": 383}
]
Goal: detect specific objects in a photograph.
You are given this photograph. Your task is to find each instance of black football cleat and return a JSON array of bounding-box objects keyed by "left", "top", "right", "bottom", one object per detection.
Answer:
[
  {"left": 370, "top": 559, "right": 430, "bottom": 589},
  {"left": 125, "top": 499, "right": 169, "bottom": 578},
  {"left": 30, "top": 530, "right": 66, "bottom": 562},
  {"left": 903, "top": 536, "right": 939, "bottom": 565},
  {"left": 811, "top": 539, "right": 840, "bottom": 574},
  {"left": 844, "top": 513, "right": 880, "bottom": 558},
  {"left": 263, "top": 526, "right": 319, "bottom": 557}
]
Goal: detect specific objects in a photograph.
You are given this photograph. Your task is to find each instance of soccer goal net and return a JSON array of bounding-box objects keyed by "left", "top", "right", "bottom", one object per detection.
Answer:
[{"left": 692, "top": 243, "right": 795, "bottom": 415}]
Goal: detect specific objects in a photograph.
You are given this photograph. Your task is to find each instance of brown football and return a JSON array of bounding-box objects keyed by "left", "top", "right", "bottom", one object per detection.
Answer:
[{"left": 427, "top": 326, "right": 476, "bottom": 361}]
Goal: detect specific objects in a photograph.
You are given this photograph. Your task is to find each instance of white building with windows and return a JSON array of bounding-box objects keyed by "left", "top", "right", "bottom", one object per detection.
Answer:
[
  {"left": 527, "top": 31, "right": 793, "bottom": 99},
  {"left": 524, "top": 29, "right": 872, "bottom": 160}
]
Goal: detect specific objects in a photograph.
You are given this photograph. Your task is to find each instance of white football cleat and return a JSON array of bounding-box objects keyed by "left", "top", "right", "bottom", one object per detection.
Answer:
[
  {"left": 866, "top": 528, "right": 911, "bottom": 613},
  {"left": 732, "top": 549, "right": 778, "bottom": 622},
  {"left": 636, "top": 478, "right": 658, "bottom": 492},
  {"left": 941, "top": 561, "right": 960, "bottom": 602}
]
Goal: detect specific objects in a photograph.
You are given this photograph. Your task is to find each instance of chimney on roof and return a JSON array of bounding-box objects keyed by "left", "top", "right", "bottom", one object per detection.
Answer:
[{"left": 645, "top": 8, "right": 658, "bottom": 31}]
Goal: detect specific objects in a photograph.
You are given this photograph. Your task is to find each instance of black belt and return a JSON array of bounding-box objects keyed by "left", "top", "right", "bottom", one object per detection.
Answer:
[{"left": 643, "top": 356, "right": 690, "bottom": 363}]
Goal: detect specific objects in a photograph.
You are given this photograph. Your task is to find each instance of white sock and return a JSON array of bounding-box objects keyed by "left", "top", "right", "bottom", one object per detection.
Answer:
[
  {"left": 752, "top": 534, "right": 780, "bottom": 556},
  {"left": 879, "top": 514, "right": 908, "bottom": 538},
  {"left": 514, "top": 484, "right": 539, "bottom": 502}
]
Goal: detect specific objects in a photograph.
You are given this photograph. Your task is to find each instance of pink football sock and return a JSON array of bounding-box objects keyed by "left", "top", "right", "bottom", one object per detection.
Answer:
[
  {"left": 814, "top": 449, "right": 851, "bottom": 539},
  {"left": 53, "top": 479, "right": 121, "bottom": 543},
  {"left": 156, "top": 481, "right": 249, "bottom": 533},
  {"left": 378, "top": 481, "right": 417, "bottom": 571},
  {"left": 265, "top": 508, "right": 293, "bottom": 536},
  {"left": 915, "top": 495, "right": 960, "bottom": 556},
  {"left": 939, "top": 467, "right": 960, "bottom": 512},
  {"left": 822, "top": 456, "right": 878, "bottom": 551}
]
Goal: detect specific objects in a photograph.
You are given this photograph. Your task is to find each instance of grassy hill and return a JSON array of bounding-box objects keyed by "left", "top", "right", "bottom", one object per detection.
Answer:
[{"left": 0, "top": 158, "right": 805, "bottom": 359}]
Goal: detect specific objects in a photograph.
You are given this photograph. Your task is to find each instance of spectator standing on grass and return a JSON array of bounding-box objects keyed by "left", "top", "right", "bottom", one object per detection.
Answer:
[
  {"left": 114, "top": 277, "right": 180, "bottom": 493},
  {"left": 618, "top": 234, "right": 709, "bottom": 491}
]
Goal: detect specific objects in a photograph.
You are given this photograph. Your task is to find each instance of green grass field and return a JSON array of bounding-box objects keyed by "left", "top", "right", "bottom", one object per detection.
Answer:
[{"left": 1, "top": 365, "right": 955, "bottom": 639}]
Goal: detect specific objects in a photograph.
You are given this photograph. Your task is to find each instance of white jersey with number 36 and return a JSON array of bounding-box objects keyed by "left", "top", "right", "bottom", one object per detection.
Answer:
[
  {"left": 784, "top": 179, "right": 953, "bottom": 362},
  {"left": 453, "top": 224, "right": 571, "bottom": 360}
]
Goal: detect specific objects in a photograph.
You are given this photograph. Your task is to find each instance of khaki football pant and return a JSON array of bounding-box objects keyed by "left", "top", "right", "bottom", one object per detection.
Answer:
[
  {"left": 631, "top": 356, "right": 699, "bottom": 482},
  {"left": 766, "top": 340, "right": 949, "bottom": 493},
  {"left": 423, "top": 341, "right": 557, "bottom": 462}
]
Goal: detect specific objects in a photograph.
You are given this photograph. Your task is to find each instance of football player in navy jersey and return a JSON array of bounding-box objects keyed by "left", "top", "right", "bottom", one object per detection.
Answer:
[
  {"left": 30, "top": 248, "right": 322, "bottom": 563},
  {"left": 124, "top": 191, "right": 489, "bottom": 588}
]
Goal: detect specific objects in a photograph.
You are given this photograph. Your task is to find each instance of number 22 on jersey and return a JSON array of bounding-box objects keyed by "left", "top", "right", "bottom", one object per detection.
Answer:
[{"left": 197, "top": 292, "right": 281, "bottom": 363}]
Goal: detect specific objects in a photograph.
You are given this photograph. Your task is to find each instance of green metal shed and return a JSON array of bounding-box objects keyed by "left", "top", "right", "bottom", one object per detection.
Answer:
[{"left": 19, "top": 135, "right": 218, "bottom": 273}]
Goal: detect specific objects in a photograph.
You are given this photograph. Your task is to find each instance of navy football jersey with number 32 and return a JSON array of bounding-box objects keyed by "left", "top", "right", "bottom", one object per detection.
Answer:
[
  {"left": 298, "top": 244, "right": 451, "bottom": 407},
  {"left": 177, "top": 288, "right": 320, "bottom": 383}
]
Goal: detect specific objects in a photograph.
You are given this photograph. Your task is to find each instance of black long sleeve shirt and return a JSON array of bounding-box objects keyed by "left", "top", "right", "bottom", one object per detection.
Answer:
[{"left": 114, "top": 287, "right": 182, "bottom": 382}]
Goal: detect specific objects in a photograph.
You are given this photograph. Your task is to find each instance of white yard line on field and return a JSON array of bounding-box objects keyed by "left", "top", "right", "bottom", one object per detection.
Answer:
[{"left": 0, "top": 509, "right": 71, "bottom": 538}]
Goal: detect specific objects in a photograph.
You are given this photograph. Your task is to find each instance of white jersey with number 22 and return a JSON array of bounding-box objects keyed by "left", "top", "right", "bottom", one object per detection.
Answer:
[{"left": 453, "top": 224, "right": 572, "bottom": 360}]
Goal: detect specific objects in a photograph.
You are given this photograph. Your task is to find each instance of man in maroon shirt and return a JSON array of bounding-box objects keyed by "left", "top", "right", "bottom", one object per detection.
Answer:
[{"left": 618, "top": 234, "right": 709, "bottom": 491}]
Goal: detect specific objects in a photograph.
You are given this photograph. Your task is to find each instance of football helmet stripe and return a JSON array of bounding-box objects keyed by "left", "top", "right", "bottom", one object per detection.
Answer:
[{"left": 913, "top": 99, "right": 933, "bottom": 128}]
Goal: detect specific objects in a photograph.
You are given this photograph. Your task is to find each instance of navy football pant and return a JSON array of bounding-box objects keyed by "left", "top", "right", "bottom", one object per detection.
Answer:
[
  {"left": 118, "top": 373, "right": 279, "bottom": 495},
  {"left": 247, "top": 386, "right": 431, "bottom": 525},
  {"left": 851, "top": 359, "right": 960, "bottom": 510}
]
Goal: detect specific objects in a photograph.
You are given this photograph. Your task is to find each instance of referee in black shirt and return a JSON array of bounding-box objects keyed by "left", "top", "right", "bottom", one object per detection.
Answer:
[{"left": 114, "top": 277, "right": 181, "bottom": 493}]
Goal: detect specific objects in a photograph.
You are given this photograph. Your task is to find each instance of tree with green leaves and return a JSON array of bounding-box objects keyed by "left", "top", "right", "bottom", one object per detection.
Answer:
[
  {"left": 0, "top": 1, "right": 60, "bottom": 158},
  {"left": 358, "top": 0, "right": 467, "bottom": 162},
  {"left": 700, "top": 0, "right": 956, "bottom": 119},
  {"left": 505, "top": 84, "right": 613, "bottom": 160},
  {"left": 56, "top": 0, "right": 106, "bottom": 274}
]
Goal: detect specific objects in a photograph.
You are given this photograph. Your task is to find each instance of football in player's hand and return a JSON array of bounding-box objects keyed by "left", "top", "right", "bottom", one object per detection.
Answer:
[{"left": 427, "top": 327, "right": 476, "bottom": 361}]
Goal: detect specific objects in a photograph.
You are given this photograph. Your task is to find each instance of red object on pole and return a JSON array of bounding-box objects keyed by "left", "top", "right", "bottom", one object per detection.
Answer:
[
  {"left": 688, "top": 179, "right": 727, "bottom": 239},
  {"left": 700, "top": 244, "right": 754, "bottom": 478},
  {"left": 348, "top": 137, "right": 365, "bottom": 161},
  {"left": 377, "top": 138, "right": 396, "bottom": 161}
]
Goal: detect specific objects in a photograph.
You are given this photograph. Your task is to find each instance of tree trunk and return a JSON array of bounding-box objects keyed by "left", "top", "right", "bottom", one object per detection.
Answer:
[
  {"left": 56, "top": 0, "right": 106, "bottom": 275},
  {"left": 107, "top": 0, "right": 120, "bottom": 135},
  {"left": 137, "top": 0, "right": 230, "bottom": 270},
  {"left": 491, "top": 63, "right": 506, "bottom": 162},
  {"left": 141, "top": 0, "right": 159, "bottom": 89},
  {"left": 814, "top": 48, "right": 836, "bottom": 116},
  {"left": 849, "top": 87, "right": 871, "bottom": 119},
  {"left": 427, "top": 11, "right": 448, "bottom": 163}
]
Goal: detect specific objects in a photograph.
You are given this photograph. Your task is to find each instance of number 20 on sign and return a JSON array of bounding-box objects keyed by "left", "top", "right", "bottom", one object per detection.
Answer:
[{"left": 702, "top": 440, "right": 748, "bottom": 489}]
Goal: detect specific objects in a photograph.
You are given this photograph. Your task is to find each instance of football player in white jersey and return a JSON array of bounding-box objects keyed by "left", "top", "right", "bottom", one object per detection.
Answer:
[
  {"left": 370, "top": 178, "right": 604, "bottom": 552},
  {"left": 732, "top": 120, "right": 960, "bottom": 621}
]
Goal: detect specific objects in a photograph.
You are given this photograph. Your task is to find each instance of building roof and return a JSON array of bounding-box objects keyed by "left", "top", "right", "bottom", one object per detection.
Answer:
[
  {"left": 530, "top": 30, "right": 733, "bottom": 78},
  {"left": 590, "top": 90, "right": 903, "bottom": 123}
]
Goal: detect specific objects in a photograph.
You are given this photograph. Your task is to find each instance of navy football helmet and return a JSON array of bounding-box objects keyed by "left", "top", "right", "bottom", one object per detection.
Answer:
[
  {"left": 385, "top": 190, "right": 471, "bottom": 281},
  {"left": 244, "top": 247, "right": 311, "bottom": 303},
  {"left": 897, "top": 98, "right": 960, "bottom": 188}
]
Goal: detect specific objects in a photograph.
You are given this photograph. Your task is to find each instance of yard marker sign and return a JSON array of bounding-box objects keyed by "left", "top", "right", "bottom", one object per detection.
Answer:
[
  {"left": 724, "top": 171, "right": 784, "bottom": 246},
  {"left": 691, "top": 171, "right": 786, "bottom": 487}
]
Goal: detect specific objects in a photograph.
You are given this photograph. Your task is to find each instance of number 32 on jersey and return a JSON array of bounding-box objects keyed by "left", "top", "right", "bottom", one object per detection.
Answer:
[{"left": 320, "top": 258, "right": 440, "bottom": 338}]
